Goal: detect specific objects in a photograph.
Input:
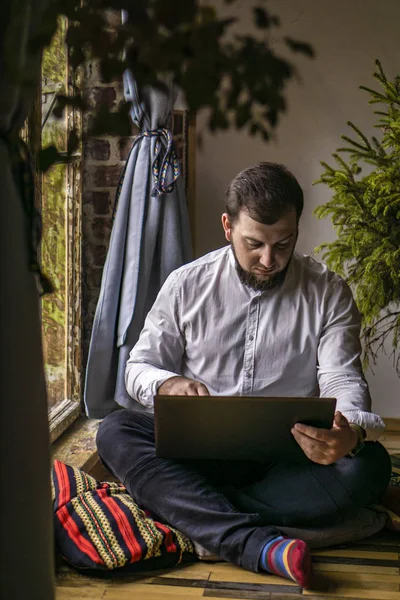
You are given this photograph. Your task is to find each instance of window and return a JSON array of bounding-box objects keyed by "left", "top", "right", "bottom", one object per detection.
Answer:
[{"left": 26, "top": 17, "right": 83, "bottom": 442}]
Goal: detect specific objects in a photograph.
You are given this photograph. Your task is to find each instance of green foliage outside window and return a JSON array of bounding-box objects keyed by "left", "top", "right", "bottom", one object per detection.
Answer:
[{"left": 41, "top": 18, "right": 68, "bottom": 404}]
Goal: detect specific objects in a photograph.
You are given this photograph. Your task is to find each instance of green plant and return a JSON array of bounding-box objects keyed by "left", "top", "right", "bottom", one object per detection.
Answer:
[
  {"left": 4, "top": 0, "right": 314, "bottom": 169},
  {"left": 314, "top": 60, "right": 400, "bottom": 373}
]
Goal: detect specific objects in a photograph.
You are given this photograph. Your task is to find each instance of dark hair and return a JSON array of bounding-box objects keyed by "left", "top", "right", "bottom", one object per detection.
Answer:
[{"left": 225, "top": 162, "right": 304, "bottom": 225}]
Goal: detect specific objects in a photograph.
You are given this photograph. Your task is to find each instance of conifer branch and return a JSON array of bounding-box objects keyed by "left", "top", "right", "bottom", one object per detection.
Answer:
[
  {"left": 314, "top": 61, "right": 400, "bottom": 374},
  {"left": 347, "top": 121, "right": 372, "bottom": 148}
]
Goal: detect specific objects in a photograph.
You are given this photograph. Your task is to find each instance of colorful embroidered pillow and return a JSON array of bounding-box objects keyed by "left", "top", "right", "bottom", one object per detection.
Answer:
[{"left": 52, "top": 460, "right": 195, "bottom": 573}]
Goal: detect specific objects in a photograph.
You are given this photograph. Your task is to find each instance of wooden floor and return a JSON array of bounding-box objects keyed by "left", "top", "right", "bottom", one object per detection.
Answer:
[{"left": 55, "top": 430, "right": 400, "bottom": 600}]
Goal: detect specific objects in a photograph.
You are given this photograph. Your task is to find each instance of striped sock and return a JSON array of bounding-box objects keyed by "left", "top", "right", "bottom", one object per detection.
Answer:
[{"left": 259, "top": 536, "right": 312, "bottom": 588}]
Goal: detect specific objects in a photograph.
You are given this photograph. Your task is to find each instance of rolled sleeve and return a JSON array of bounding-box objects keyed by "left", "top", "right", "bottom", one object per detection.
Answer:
[
  {"left": 317, "top": 277, "right": 385, "bottom": 441},
  {"left": 125, "top": 273, "right": 184, "bottom": 409}
]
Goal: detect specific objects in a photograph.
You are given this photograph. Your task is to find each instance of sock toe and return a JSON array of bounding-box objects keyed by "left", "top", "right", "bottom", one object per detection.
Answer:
[{"left": 260, "top": 536, "right": 313, "bottom": 588}]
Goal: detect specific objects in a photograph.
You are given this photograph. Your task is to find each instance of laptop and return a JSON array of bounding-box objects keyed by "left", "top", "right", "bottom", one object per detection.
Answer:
[{"left": 154, "top": 395, "right": 336, "bottom": 463}]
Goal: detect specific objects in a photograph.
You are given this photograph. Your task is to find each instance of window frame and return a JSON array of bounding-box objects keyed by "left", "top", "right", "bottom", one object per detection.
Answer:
[
  {"left": 47, "top": 43, "right": 83, "bottom": 443},
  {"left": 25, "top": 17, "right": 83, "bottom": 443}
]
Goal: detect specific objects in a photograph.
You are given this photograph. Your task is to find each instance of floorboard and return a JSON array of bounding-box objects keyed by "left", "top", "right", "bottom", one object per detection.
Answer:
[{"left": 55, "top": 432, "right": 400, "bottom": 600}]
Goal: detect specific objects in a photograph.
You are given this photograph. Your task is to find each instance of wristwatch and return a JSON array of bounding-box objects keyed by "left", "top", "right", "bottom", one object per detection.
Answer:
[{"left": 347, "top": 424, "right": 366, "bottom": 458}]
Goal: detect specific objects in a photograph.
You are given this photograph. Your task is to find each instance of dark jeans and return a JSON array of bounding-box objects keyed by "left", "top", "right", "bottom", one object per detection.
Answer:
[{"left": 96, "top": 409, "right": 392, "bottom": 573}]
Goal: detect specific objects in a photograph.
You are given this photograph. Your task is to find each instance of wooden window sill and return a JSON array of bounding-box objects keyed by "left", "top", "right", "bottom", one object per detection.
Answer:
[
  {"left": 49, "top": 399, "right": 81, "bottom": 444},
  {"left": 51, "top": 415, "right": 103, "bottom": 476}
]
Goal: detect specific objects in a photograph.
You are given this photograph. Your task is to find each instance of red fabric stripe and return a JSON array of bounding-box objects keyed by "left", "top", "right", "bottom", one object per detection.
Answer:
[
  {"left": 57, "top": 505, "right": 102, "bottom": 564},
  {"left": 154, "top": 521, "right": 177, "bottom": 553},
  {"left": 266, "top": 539, "right": 283, "bottom": 575},
  {"left": 97, "top": 489, "right": 143, "bottom": 563},
  {"left": 79, "top": 495, "right": 118, "bottom": 565},
  {"left": 287, "top": 539, "right": 311, "bottom": 587},
  {"left": 55, "top": 461, "right": 71, "bottom": 509}
]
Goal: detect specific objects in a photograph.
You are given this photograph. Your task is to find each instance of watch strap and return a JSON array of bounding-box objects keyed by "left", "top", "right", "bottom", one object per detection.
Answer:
[{"left": 347, "top": 424, "right": 366, "bottom": 458}]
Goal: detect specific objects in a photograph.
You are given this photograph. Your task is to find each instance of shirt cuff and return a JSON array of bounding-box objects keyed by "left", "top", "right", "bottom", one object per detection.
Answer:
[
  {"left": 126, "top": 366, "right": 180, "bottom": 410},
  {"left": 342, "top": 409, "right": 386, "bottom": 441}
]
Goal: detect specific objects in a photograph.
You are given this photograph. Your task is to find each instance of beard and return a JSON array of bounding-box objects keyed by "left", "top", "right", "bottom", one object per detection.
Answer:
[{"left": 231, "top": 241, "right": 293, "bottom": 292}]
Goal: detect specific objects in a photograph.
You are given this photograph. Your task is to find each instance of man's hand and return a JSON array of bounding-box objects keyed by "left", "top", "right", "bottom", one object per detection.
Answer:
[
  {"left": 157, "top": 376, "right": 210, "bottom": 396},
  {"left": 291, "top": 411, "right": 358, "bottom": 465}
]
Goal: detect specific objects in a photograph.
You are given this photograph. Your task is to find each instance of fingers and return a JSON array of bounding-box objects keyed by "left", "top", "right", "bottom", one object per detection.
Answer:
[
  {"left": 292, "top": 428, "right": 328, "bottom": 453},
  {"left": 183, "top": 381, "right": 209, "bottom": 395},
  {"left": 197, "top": 383, "right": 210, "bottom": 396},
  {"left": 160, "top": 377, "right": 210, "bottom": 396},
  {"left": 291, "top": 429, "right": 337, "bottom": 465},
  {"left": 294, "top": 412, "right": 349, "bottom": 442},
  {"left": 293, "top": 423, "right": 331, "bottom": 442},
  {"left": 292, "top": 424, "right": 352, "bottom": 465},
  {"left": 333, "top": 411, "right": 349, "bottom": 428}
]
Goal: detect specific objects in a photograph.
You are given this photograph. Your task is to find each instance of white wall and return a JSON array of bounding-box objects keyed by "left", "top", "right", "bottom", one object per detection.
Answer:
[{"left": 195, "top": 0, "right": 400, "bottom": 417}]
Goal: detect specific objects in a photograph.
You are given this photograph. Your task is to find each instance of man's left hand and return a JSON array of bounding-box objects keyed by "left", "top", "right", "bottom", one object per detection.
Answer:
[{"left": 291, "top": 411, "right": 358, "bottom": 465}]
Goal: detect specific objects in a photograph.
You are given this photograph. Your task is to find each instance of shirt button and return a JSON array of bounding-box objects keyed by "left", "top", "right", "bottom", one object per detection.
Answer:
[
  {"left": 246, "top": 371, "right": 251, "bottom": 378},
  {"left": 249, "top": 335, "right": 254, "bottom": 341}
]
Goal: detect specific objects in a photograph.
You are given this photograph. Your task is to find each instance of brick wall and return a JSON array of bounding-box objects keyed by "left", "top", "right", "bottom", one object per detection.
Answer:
[{"left": 81, "top": 55, "right": 139, "bottom": 366}]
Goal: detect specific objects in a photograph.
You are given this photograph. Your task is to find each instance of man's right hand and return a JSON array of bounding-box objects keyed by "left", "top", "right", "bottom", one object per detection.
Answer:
[{"left": 157, "top": 376, "right": 210, "bottom": 396}]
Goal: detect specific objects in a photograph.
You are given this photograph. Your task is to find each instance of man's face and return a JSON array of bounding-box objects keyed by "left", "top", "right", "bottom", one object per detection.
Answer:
[{"left": 221, "top": 209, "right": 298, "bottom": 291}]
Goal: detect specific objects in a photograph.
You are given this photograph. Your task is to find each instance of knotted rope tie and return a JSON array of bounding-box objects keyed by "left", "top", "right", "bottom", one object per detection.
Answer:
[
  {"left": 143, "top": 127, "right": 180, "bottom": 196},
  {"left": 111, "top": 126, "right": 181, "bottom": 222}
]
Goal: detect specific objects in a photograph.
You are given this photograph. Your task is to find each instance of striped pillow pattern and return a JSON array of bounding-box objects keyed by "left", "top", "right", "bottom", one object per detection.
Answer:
[{"left": 52, "top": 460, "right": 194, "bottom": 572}]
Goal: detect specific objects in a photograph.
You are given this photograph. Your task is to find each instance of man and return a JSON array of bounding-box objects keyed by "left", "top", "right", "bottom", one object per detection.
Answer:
[{"left": 97, "top": 162, "right": 391, "bottom": 588}]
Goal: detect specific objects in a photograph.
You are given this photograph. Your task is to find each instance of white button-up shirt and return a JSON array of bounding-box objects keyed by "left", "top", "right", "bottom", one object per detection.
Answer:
[{"left": 126, "top": 246, "right": 385, "bottom": 440}]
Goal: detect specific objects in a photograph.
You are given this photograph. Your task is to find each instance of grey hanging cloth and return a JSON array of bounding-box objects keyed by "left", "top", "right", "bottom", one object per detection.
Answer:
[{"left": 84, "top": 73, "right": 192, "bottom": 418}]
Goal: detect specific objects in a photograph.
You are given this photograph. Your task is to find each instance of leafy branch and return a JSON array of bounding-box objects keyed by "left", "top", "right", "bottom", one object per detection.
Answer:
[{"left": 9, "top": 0, "right": 315, "bottom": 170}]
